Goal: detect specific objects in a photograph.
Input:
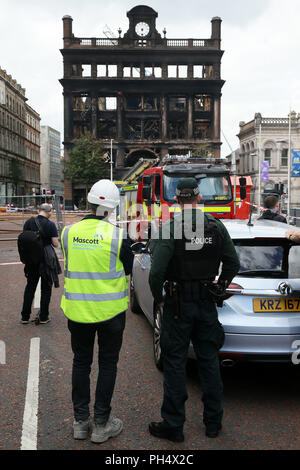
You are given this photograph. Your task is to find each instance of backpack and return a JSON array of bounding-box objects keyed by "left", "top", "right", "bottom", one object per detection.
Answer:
[{"left": 17, "top": 217, "right": 47, "bottom": 265}]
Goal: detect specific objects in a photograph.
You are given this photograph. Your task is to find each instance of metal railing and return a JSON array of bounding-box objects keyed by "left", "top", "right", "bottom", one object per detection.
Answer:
[
  {"left": 0, "top": 195, "right": 65, "bottom": 241},
  {"left": 69, "top": 37, "right": 218, "bottom": 49}
]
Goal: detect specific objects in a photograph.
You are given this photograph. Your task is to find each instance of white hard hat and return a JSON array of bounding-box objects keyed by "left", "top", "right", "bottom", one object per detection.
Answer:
[{"left": 87, "top": 179, "right": 120, "bottom": 209}]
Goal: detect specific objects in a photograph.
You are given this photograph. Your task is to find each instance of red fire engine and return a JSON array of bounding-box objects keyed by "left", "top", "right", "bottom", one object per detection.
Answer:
[{"left": 119, "top": 155, "right": 253, "bottom": 239}]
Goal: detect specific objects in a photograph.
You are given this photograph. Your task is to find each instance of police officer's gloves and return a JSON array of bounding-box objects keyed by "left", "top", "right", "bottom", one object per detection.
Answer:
[
  {"left": 215, "top": 279, "right": 229, "bottom": 297},
  {"left": 208, "top": 280, "right": 229, "bottom": 306}
]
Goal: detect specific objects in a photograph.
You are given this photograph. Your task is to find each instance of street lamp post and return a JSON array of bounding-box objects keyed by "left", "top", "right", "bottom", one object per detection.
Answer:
[
  {"left": 288, "top": 112, "right": 291, "bottom": 222},
  {"left": 110, "top": 139, "right": 113, "bottom": 181},
  {"left": 258, "top": 122, "right": 262, "bottom": 208},
  {"left": 276, "top": 112, "right": 292, "bottom": 222}
]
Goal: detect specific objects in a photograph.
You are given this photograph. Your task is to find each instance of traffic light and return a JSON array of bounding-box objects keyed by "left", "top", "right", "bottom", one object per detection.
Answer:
[{"left": 42, "top": 188, "right": 46, "bottom": 196}]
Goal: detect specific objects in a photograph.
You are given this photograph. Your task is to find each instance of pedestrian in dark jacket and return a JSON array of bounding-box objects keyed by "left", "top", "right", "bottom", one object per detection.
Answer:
[
  {"left": 20, "top": 203, "right": 59, "bottom": 324},
  {"left": 258, "top": 195, "right": 287, "bottom": 223}
]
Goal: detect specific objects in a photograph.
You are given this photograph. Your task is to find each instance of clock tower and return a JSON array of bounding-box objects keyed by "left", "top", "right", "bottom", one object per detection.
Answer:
[{"left": 123, "top": 5, "right": 162, "bottom": 43}]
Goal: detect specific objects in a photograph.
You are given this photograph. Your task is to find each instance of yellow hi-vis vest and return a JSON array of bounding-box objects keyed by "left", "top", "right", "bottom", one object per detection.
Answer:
[{"left": 60, "top": 218, "right": 128, "bottom": 323}]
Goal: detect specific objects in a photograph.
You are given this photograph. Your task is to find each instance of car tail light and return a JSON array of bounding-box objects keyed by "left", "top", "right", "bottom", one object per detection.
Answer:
[{"left": 224, "top": 283, "right": 243, "bottom": 299}]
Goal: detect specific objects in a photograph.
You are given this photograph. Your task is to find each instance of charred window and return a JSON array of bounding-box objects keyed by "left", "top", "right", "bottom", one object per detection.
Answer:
[
  {"left": 168, "top": 121, "right": 186, "bottom": 139},
  {"left": 125, "top": 119, "right": 160, "bottom": 140},
  {"left": 98, "top": 97, "right": 117, "bottom": 111},
  {"left": 73, "top": 94, "right": 91, "bottom": 111},
  {"left": 194, "top": 95, "right": 211, "bottom": 111},
  {"left": 125, "top": 95, "right": 160, "bottom": 111},
  {"left": 167, "top": 65, "right": 188, "bottom": 78},
  {"left": 194, "top": 119, "right": 211, "bottom": 139},
  {"left": 126, "top": 119, "right": 142, "bottom": 140},
  {"left": 73, "top": 124, "right": 90, "bottom": 138},
  {"left": 193, "top": 65, "right": 214, "bottom": 79},
  {"left": 82, "top": 65, "right": 91, "bottom": 77},
  {"left": 144, "top": 120, "right": 160, "bottom": 140},
  {"left": 144, "top": 66, "right": 162, "bottom": 78},
  {"left": 98, "top": 119, "right": 116, "bottom": 139},
  {"left": 125, "top": 95, "right": 142, "bottom": 110},
  {"left": 123, "top": 66, "right": 141, "bottom": 78},
  {"left": 71, "top": 64, "right": 79, "bottom": 76},
  {"left": 169, "top": 96, "right": 187, "bottom": 112}
]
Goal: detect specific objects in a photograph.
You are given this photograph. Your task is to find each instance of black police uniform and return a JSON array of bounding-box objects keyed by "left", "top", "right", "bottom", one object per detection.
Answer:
[{"left": 148, "top": 178, "right": 240, "bottom": 441}]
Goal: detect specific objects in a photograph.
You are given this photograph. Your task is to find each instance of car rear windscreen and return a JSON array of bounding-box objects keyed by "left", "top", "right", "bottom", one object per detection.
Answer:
[{"left": 234, "top": 240, "right": 300, "bottom": 279}]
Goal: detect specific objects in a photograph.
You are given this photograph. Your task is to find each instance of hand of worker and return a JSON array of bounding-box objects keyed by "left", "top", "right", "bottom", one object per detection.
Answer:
[{"left": 286, "top": 229, "right": 296, "bottom": 240}]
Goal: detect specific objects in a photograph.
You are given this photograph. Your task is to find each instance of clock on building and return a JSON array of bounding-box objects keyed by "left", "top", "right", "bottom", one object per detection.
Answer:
[{"left": 135, "top": 22, "right": 150, "bottom": 37}]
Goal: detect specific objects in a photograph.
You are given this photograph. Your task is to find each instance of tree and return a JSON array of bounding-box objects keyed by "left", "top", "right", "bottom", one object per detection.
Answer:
[{"left": 64, "top": 133, "right": 110, "bottom": 208}]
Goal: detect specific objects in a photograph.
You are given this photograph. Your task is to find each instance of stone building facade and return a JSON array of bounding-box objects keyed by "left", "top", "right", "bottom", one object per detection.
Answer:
[
  {"left": 0, "top": 67, "right": 40, "bottom": 202},
  {"left": 237, "top": 112, "right": 300, "bottom": 210},
  {"left": 40, "top": 126, "right": 63, "bottom": 197},
  {"left": 60, "top": 5, "right": 225, "bottom": 207},
  {"left": 25, "top": 104, "right": 41, "bottom": 195}
]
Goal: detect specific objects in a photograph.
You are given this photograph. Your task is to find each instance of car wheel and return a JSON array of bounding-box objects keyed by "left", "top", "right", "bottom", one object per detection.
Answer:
[
  {"left": 130, "top": 275, "right": 142, "bottom": 314},
  {"left": 153, "top": 304, "right": 164, "bottom": 371}
]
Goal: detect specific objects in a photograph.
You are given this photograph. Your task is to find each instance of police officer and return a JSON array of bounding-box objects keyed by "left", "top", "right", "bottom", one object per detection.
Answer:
[
  {"left": 148, "top": 178, "right": 240, "bottom": 442},
  {"left": 61, "top": 179, "right": 133, "bottom": 443}
]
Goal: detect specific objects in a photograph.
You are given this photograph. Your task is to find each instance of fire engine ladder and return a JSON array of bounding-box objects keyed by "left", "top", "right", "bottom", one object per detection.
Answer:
[{"left": 122, "top": 158, "right": 159, "bottom": 183}]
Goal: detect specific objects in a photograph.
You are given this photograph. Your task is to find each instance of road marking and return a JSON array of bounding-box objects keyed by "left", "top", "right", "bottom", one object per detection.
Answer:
[
  {"left": 33, "top": 279, "right": 41, "bottom": 309},
  {"left": 0, "top": 261, "right": 22, "bottom": 266},
  {"left": 21, "top": 337, "right": 40, "bottom": 451},
  {"left": 0, "top": 260, "right": 64, "bottom": 266}
]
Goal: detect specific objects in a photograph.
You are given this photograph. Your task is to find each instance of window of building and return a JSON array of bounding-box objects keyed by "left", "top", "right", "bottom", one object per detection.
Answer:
[
  {"left": 264, "top": 148, "right": 272, "bottom": 166},
  {"left": 194, "top": 94, "right": 211, "bottom": 111},
  {"left": 82, "top": 65, "right": 91, "bottom": 77},
  {"left": 169, "top": 96, "right": 187, "bottom": 112},
  {"left": 178, "top": 66, "right": 188, "bottom": 78},
  {"left": 194, "top": 119, "right": 210, "bottom": 139},
  {"left": 105, "top": 97, "right": 117, "bottom": 110},
  {"left": 123, "top": 66, "right": 140, "bottom": 78},
  {"left": 143, "top": 119, "right": 160, "bottom": 140},
  {"left": 168, "top": 65, "right": 177, "bottom": 78},
  {"left": 123, "top": 67, "right": 131, "bottom": 77},
  {"left": 125, "top": 94, "right": 160, "bottom": 111},
  {"left": 281, "top": 148, "right": 288, "bottom": 167},
  {"left": 193, "top": 65, "right": 203, "bottom": 78},
  {"left": 168, "top": 120, "right": 186, "bottom": 139},
  {"left": 98, "top": 119, "right": 116, "bottom": 139},
  {"left": 97, "top": 65, "right": 107, "bottom": 77},
  {"left": 144, "top": 66, "right": 162, "bottom": 78},
  {"left": 168, "top": 65, "right": 188, "bottom": 78},
  {"left": 132, "top": 67, "right": 140, "bottom": 78},
  {"left": 108, "top": 65, "right": 117, "bottom": 77}
]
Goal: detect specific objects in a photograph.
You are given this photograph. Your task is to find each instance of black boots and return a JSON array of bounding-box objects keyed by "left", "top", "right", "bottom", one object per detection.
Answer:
[{"left": 149, "top": 421, "right": 184, "bottom": 443}]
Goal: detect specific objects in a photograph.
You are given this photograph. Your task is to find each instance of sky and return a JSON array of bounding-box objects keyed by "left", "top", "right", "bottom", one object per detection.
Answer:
[{"left": 1, "top": 0, "right": 299, "bottom": 156}]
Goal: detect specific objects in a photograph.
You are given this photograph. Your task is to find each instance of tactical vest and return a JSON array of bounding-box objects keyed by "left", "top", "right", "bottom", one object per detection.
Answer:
[
  {"left": 166, "top": 215, "right": 222, "bottom": 282},
  {"left": 61, "top": 218, "right": 128, "bottom": 323}
]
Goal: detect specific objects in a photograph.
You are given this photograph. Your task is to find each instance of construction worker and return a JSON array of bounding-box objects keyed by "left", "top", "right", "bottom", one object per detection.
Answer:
[
  {"left": 60, "top": 179, "right": 133, "bottom": 444},
  {"left": 148, "top": 178, "right": 240, "bottom": 442}
]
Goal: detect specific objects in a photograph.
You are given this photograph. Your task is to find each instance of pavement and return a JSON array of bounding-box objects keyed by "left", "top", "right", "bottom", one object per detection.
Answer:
[{"left": 1, "top": 215, "right": 300, "bottom": 451}]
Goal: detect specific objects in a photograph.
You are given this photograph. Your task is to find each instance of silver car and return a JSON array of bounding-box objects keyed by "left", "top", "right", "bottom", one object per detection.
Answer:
[{"left": 130, "top": 219, "right": 300, "bottom": 368}]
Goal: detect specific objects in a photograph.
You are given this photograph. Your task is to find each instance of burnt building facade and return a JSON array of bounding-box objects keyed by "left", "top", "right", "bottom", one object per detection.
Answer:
[{"left": 60, "top": 5, "right": 224, "bottom": 206}]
